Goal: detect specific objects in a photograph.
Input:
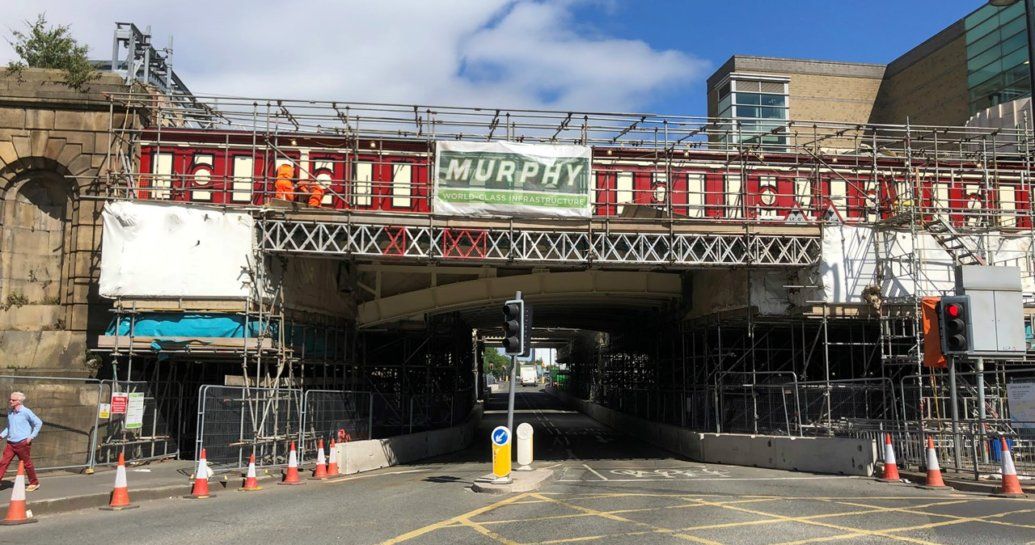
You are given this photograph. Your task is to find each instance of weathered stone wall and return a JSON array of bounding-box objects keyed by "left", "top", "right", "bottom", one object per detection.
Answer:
[{"left": 0, "top": 68, "right": 136, "bottom": 375}]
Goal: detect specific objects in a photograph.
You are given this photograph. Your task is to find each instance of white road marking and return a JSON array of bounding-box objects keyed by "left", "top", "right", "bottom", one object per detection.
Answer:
[
  {"left": 557, "top": 476, "right": 857, "bottom": 483},
  {"left": 583, "top": 463, "right": 609, "bottom": 481}
]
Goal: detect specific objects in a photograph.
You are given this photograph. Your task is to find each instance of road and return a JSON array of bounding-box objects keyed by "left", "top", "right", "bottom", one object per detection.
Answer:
[{"left": 4, "top": 386, "right": 1033, "bottom": 545}]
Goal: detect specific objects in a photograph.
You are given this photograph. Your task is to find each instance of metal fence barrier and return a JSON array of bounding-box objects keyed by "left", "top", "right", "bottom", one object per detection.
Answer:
[
  {"left": 95, "top": 380, "right": 181, "bottom": 465},
  {"left": 299, "top": 390, "right": 371, "bottom": 463},
  {"left": 195, "top": 385, "right": 303, "bottom": 471},
  {"left": 0, "top": 375, "right": 104, "bottom": 472}
]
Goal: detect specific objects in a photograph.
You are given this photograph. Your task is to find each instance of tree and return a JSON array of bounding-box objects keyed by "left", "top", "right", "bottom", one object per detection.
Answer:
[
  {"left": 482, "top": 347, "right": 511, "bottom": 379},
  {"left": 7, "top": 14, "right": 99, "bottom": 90}
]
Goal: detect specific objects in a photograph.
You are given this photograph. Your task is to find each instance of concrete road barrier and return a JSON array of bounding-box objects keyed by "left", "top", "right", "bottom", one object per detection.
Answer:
[
  {"left": 549, "top": 388, "right": 876, "bottom": 476},
  {"left": 337, "top": 406, "right": 482, "bottom": 475}
]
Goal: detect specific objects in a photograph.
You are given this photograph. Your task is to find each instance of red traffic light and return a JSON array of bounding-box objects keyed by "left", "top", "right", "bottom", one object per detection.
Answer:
[{"left": 945, "top": 303, "right": 961, "bottom": 318}]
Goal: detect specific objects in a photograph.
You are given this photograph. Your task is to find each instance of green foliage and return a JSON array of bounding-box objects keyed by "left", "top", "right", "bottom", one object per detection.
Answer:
[
  {"left": 482, "top": 347, "right": 511, "bottom": 379},
  {"left": 7, "top": 14, "right": 100, "bottom": 90}
]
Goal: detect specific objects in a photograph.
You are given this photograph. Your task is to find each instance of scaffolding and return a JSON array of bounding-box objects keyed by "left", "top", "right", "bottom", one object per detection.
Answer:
[{"left": 85, "top": 91, "right": 1035, "bottom": 472}]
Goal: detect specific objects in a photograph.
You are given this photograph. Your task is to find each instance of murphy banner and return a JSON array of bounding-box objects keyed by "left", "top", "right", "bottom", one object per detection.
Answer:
[{"left": 434, "top": 141, "right": 592, "bottom": 217}]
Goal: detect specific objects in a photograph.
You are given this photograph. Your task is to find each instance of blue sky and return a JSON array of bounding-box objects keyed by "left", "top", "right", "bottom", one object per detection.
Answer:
[
  {"left": 572, "top": 0, "right": 985, "bottom": 114},
  {"left": 4, "top": 0, "right": 990, "bottom": 115}
]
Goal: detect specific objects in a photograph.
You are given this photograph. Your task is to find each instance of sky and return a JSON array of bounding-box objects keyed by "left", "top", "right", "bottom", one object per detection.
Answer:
[{"left": 1, "top": 0, "right": 987, "bottom": 116}]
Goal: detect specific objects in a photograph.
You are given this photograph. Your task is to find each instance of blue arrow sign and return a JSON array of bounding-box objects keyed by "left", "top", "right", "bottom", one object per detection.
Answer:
[{"left": 491, "top": 426, "right": 510, "bottom": 446}]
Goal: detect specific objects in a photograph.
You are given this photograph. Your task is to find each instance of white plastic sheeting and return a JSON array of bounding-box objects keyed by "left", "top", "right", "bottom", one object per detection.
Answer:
[
  {"left": 100, "top": 201, "right": 255, "bottom": 298},
  {"left": 820, "top": 224, "right": 1035, "bottom": 303}
]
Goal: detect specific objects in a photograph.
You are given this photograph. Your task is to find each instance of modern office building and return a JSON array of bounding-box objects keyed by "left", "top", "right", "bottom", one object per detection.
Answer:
[{"left": 707, "top": 1, "right": 1032, "bottom": 129}]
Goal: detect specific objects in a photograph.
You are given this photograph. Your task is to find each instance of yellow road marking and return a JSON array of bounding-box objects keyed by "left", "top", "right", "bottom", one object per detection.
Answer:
[
  {"left": 529, "top": 493, "right": 723, "bottom": 545},
  {"left": 688, "top": 497, "right": 941, "bottom": 545},
  {"left": 379, "top": 492, "right": 532, "bottom": 544},
  {"left": 458, "top": 517, "right": 521, "bottom": 545},
  {"left": 472, "top": 497, "right": 780, "bottom": 526}
]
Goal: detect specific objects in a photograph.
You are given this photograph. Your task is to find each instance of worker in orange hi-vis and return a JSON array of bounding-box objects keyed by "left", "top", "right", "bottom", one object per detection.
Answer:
[
  {"left": 273, "top": 164, "right": 295, "bottom": 201},
  {"left": 307, "top": 179, "right": 326, "bottom": 208}
]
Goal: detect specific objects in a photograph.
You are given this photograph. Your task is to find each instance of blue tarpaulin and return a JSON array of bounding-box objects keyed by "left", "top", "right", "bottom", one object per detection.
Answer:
[
  {"left": 105, "top": 313, "right": 335, "bottom": 357},
  {"left": 106, "top": 313, "right": 265, "bottom": 338}
]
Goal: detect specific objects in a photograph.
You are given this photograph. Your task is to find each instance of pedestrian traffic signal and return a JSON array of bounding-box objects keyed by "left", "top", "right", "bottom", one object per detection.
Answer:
[
  {"left": 938, "top": 295, "right": 972, "bottom": 355},
  {"left": 502, "top": 299, "right": 525, "bottom": 355}
]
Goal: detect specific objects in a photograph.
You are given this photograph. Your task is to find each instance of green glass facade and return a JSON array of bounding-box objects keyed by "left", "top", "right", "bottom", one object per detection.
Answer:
[{"left": 966, "top": 2, "right": 1030, "bottom": 114}]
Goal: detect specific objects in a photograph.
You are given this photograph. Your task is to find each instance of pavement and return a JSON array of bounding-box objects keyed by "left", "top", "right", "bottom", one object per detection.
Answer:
[
  {"left": 0, "top": 386, "right": 1031, "bottom": 544},
  {"left": 0, "top": 459, "right": 285, "bottom": 516}
]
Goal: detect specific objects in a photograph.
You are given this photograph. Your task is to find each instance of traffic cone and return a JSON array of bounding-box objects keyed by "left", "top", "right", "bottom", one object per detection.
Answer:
[
  {"left": 327, "top": 439, "right": 340, "bottom": 477},
  {"left": 279, "top": 441, "right": 304, "bottom": 485},
  {"left": 995, "top": 437, "right": 1026, "bottom": 497},
  {"left": 311, "top": 439, "right": 328, "bottom": 480},
  {"left": 877, "top": 433, "right": 901, "bottom": 482},
  {"left": 919, "top": 436, "right": 951, "bottom": 490},
  {"left": 240, "top": 452, "right": 262, "bottom": 491},
  {"left": 184, "top": 448, "right": 215, "bottom": 499},
  {"left": 1, "top": 462, "right": 36, "bottom": 525},
  {"left": 100, "top": 452, "right": 140, "bottom": 510}
]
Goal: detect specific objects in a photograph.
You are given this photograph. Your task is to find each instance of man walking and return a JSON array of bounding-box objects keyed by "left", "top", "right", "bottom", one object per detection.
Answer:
[{"left": 0, "top": 392, "right": 42, "bottom": 491}]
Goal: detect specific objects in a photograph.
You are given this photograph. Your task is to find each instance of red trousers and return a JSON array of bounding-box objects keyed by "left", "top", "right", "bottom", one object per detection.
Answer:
[{"left": 0, "top": 440, "right": 38, "bottom": 486}]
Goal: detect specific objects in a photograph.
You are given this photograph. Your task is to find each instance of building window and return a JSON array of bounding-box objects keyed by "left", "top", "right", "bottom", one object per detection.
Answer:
[
  {"left": 718, "top": 77, "right": 789, "bottom": 148},
  {"left": 965, "top": 2, "right": 1030, "bottom": 114}
]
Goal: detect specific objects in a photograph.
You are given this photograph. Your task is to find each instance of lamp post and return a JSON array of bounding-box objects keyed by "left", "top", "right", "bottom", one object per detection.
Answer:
[{"left": 989, "top": 0, "right": 1035, "bottom": 104}]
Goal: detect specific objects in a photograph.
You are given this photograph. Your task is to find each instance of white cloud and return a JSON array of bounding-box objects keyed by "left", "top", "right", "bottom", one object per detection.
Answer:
[{"left": 1, "top": 0, "right": 709, "bottom": 112}]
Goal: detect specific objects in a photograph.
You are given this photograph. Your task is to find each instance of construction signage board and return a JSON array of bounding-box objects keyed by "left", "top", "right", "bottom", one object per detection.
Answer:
[
  {"left": 98, "top": 403, "right": 111, "bottom": 420},
  {"left": 110, "top": 393, "right": 129, "bottom": 415},
  {"left": 434, "top": 141, "right": 591, "bottom": 218},
  {"left": 126, "top": 392, "right": 145, "bottom": 430},
  {"left": 1007, "top": 382, "right": 1035, "bottom": 429}
]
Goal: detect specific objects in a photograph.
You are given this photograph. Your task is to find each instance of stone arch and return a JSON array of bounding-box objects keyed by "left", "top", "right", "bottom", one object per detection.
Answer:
[{"left": 0, "top": 157, "right": 76, "bottom": 306}]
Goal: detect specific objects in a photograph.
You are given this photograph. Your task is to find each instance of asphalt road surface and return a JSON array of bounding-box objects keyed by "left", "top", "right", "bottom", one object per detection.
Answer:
[{"left": 6, "top": 386, "right": 1033, "bottom": 545}]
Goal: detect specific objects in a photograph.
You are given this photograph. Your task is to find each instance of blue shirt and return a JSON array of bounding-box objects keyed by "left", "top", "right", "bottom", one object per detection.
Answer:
[{"left": 1, "top": 407, "right": 42, "bottom": 443}]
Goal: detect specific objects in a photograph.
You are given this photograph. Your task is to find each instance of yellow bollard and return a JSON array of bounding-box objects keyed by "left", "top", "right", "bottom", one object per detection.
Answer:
[{"left": 491, "top": 426, "right": 512, "bottom": 483}]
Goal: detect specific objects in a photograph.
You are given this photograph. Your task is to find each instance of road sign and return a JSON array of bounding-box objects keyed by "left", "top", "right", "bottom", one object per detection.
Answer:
[
  {"left": 491, "top": 426, "right": 511, "bottom": 479},
  {"left": 492, "top": 426, "right": 510, "bottom": 446}
]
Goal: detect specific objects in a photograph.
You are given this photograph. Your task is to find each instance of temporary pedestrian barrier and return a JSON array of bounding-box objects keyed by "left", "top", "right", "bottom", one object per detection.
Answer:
[
  {"left": 0, "top": 375, "right": 105, "bottom": 472},
  {"left": 279, "top": 442, "right": 304, "bottom": 485},
  {"left": 878, "top": 433, "right": 900, "bottom": 482},
  {"left": 100, "top": 452, "right": 139, "bottom": 510},
  {"left": 1, "top": 462, "right": 36, "bottom": 525},
  {"left": 919, "top": 436, "right": 950, "bottom": 490},
  {"left": 299, "top": 390, "right": 371, "bottom": 464},
  {"left": 241, "top": 453, "right": 261, "bottom": 491},
  {"left": 96, "top": 380, "right": 181, "bottom": 467},
  {"left": 311, "top": 439, "right": 328, "bottom": 480},
  {"left": 996, "top": 437, "right": 1025, "bottom": 497},
  {"left": 185, "top": 449, "right": 214, "bottom": 499},
  {"left": 195, "top": 385, "right": 303, "bottom": 471}
]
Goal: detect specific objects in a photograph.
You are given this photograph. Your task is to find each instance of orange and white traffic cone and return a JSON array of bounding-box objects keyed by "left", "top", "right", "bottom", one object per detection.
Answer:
[
  {"left": 279, "top": 441, "right": 304, "bottom": 485},
  {"left": 1, "top": 461, "right": 36, "bottom": 525},
  {"left": 918, "top": 436, "right": 951, "bottom": 490},
  {"left": 877, "top": 433, "right": 901, "bottom": 482},
  {"left": 327, "top": 438, "right": 340, "bottom": 477},
  {"left": 100, "top": 452, "right": 140, "bottom": 510},
  {"left": 185, "top": 448, "right": 215, "bottom": 499},
  {"left": 240, "top": 452, "right": 262, "bottom": 492},
  {"left": 311, "top": 439, "right": 328, "bottom": 480},
  {"left": 995, "top": 437, "right": 1026, "bottom": 498}
]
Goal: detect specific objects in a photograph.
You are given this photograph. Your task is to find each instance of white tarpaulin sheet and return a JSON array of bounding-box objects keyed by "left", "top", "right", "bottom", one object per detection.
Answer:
[
  {"left": 820, "top": 224, "right": 1035, "bottom": 303},
  {"left": 434, "top": 140, "right": 592, "bottom": 218},
  {"left": 100, "top": 201, "right": 255, "bottom": 298}
]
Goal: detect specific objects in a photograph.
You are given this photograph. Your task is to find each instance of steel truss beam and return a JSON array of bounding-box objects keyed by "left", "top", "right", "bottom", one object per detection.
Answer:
[{"left": 258, "top": 219, "right": 820, "bottom": 267}]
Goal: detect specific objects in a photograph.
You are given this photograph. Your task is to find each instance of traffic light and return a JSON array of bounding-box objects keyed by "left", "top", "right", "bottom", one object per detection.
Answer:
[
  {"left": 502, "top": 299, "right": 525, "bottom": 355},
  {"left": 938, "top": 295, "right": 972, "bottom": 355}
]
